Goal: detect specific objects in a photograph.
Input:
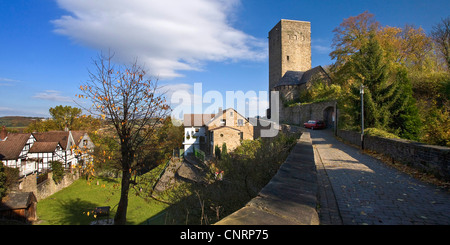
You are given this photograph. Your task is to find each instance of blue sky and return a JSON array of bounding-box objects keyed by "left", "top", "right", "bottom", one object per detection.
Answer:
[{"left": 0, "top": 0, "right": 449, "bottom": 118}]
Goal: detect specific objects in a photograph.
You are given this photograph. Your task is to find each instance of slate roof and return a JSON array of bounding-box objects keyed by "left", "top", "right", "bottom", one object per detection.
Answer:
[
  {"left": 0, "top": 192, "right": 36, "bottom": 210},
  {"left": 274, "top": 65, "right": 330, "bottom": 88},
  {"left": 0, "top": 133, "right": 31, "bottom": 160},
  {"left": 275, "top": 71, "right": 305, "bottom": 86},
  {"left": 28, "top": 142, "right": 60, "bottom": 153}
]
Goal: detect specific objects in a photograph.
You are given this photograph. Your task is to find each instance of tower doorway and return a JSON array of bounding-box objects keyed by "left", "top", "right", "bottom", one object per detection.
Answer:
[{"left": 323, "top": 106, "right": 335, "bottom": 128}]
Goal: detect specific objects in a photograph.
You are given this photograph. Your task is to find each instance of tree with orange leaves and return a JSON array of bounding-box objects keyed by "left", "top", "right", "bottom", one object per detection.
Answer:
[{"left": 77, "top": 52, "right": 170, "bottom": 225}]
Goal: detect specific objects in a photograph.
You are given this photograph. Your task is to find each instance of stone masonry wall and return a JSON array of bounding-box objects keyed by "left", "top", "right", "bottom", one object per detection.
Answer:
[
  {"left": 280, "top": 100, "right": 336, "bottom": 125},
  {"left": 337, "top": 129, "right": 450, "bottom": 181},
  {"left": 19, "top": 171, "right": 80, "bottom": 201},
  {"left": 269, "top": 20, "right": 311, "bottom": 91}
]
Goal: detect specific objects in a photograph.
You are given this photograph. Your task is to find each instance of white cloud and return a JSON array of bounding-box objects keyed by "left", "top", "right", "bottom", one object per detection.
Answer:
[
  {"left": 52, "top": 0, "right": 266, "bottom": 78},
  {"left": 0, "top": 77, "right": 20, "bottom": 86},
  {"left": 312, "top": 38, "right": 332, "bottom": 54},
  {"left": 33, "top": 90, "right": 73, "bottom": 102}
]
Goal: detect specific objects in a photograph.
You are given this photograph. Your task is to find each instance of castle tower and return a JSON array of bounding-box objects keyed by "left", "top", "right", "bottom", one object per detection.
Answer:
[{"left": 269, "top": 19, "right": 311, "bottom": 91}]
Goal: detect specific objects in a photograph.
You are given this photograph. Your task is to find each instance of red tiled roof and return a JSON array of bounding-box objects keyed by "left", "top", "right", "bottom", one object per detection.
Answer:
[
  {"left": 0, "top": 133, "right": 31, "bottom": 160},
  {"left": 71, "top": 131, "right": 87, "bottom": 145},
  {"left": 28, "top": 142, "right": 60, "bottom": 153},
  {"left": 32, "top": 131, "right": 70, "bottom": 150}
]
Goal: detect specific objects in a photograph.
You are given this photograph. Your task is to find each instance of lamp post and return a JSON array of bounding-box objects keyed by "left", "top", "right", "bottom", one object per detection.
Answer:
[{"left": 360, "top": 84, "right": 365, "bottom": 149}]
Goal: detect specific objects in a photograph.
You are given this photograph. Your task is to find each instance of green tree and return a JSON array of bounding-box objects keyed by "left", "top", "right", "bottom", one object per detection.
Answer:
[
  {"left": 347, "top": 34, "right": 391, "bottom": 129},
  {"left": 388, "top": 68, "right": 422, "bottom": 140},
  {"left": 343, "top": 35, "right": 421, "bottom": 138},
  {"left": 49, "top": 105, "right": 82, "bottom": 131},
  {"left": 50, "top": 161, "right": 65, "bottom": 184}
]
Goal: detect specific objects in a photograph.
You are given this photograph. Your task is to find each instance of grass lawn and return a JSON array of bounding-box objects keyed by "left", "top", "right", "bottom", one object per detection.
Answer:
[{"left": 36, "top": 176, "right": 169, "bottom": 225}]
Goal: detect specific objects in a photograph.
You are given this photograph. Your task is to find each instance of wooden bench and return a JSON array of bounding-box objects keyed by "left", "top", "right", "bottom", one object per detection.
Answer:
[{"left": 93, "top": 206, "right": 110, "bottom": 217}]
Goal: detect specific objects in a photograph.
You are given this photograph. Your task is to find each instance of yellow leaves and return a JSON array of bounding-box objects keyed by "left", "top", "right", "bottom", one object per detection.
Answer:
[{"left": 101, "top": 114, "right": 106, "bottom": 120}]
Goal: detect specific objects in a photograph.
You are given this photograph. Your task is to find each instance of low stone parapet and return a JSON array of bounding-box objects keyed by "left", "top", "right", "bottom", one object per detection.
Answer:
[{"left": 337, "top": 129, "right": 450, "bottom": 181}]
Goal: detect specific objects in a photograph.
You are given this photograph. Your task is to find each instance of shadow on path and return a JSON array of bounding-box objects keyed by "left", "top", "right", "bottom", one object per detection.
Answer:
[{"left": 311, "top": 128, "right": 450, "bottom": 225}]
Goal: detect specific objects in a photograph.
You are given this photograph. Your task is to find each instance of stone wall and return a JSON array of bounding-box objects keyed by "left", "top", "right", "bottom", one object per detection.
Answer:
[
  {"left": 280, "top": 100, "right": 336, "bottom": 126},
  {"left": 19, "top": 171, "right": 80, "bottom": 201},
  {"left": 215, "top": 131, "right": 319, "bottom": 225},
  {"left": 337, "top": 129, "right": 450, "bottom": 180}
]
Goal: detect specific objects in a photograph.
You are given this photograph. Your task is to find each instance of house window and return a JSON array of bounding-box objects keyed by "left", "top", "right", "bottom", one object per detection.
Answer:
[
  {"left": 287, "top": 55, "right": 290, "bottom": 61},
  {"left": 237, "top": 119, "right": 244, "bottom": 126},
  {"left": 83, "top": 140, "right": 87, "bottom": 146},
  {"left": 230, "top": 111, "right": 233, "bottom": 116}
]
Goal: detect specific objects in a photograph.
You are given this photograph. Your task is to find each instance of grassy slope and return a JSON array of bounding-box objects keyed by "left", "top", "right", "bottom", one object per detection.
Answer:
[{"left": 36, "top": 177, "right": 168, "bottom": 225}]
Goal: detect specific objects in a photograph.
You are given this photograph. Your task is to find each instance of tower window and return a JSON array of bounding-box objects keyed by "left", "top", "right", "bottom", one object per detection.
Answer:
[{"left": 287, "top": 56, "right": 290, "bottom": 61}]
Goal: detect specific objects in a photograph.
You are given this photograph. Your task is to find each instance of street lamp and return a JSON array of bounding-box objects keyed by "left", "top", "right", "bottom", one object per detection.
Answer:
[{"left": 360, "top": 84, "right": 365, "bottom": 149}]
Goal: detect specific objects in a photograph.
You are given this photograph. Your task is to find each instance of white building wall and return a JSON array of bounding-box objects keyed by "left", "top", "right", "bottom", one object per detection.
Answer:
[{"left": 183, "top": 126, "right": 206, "bottom": 154}]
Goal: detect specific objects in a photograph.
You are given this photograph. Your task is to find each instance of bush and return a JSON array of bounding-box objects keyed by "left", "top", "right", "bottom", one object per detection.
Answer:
[
  {"left": 0, "top": 162, "right": 6, "bottom": 201},
  {"left": 50, "top": 161, "right": 65, "bottom": 184},
  {"left": 364, "top": 128, "right": 400, "bottom": 139},
  {"left": 0, "top": 162, "right": 20, "bottom": 200}
]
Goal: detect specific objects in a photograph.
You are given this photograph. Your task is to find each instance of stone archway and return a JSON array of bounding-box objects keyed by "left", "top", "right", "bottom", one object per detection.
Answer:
[{"left": 323, "top": 106, "right": 335, "bottom": 128}]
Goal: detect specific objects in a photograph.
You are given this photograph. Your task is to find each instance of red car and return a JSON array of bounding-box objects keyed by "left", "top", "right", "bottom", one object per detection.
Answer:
[{"left": 304, "top": 120, "right": 326, "bottom": 130}]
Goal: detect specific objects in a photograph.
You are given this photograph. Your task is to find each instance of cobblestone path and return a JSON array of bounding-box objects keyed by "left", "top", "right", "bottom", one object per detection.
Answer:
[{"left": 312, "top": 129, "right": 450, "bottom": 225}]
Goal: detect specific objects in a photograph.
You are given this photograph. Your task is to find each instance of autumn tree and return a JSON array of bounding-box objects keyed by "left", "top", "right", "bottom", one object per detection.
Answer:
[
  {"left": 330, "top": 11, "right": 447, "bottom": 144},
  {"left": 77, "top": 53, "right": 170, "bottom": 225},
  {"left": 431, "top": 16, "right": 450, "bottom": 70},
  {"left": 329, "top": 12, "right": 378, "bottom": 86},
  {"left": 330, "top": 11, "right": 434, "bottom": 84},
  {"left": 330, "top": 11, "right": 379, "bottom": 70}
]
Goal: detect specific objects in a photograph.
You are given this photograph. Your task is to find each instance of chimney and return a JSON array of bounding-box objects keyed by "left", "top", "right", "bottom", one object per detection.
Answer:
[{"left": 0, "top": 126, "right": 7, "bottom": 141}]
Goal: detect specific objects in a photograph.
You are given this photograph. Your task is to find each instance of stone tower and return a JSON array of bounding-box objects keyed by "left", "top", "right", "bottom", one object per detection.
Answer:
[{"left": 268, "top": 19, "right": 311, "bottom": 91}]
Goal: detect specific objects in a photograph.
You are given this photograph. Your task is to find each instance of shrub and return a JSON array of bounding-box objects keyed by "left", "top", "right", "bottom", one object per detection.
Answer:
[
  {"left": 0, "top": 162, "right": 6, "bottom": 201},
  {"left": 50, "top": 161, "right": 65, "bottom": 184},
  {"left": 364, "top": 128, "right": 400, "bottom": 139}
]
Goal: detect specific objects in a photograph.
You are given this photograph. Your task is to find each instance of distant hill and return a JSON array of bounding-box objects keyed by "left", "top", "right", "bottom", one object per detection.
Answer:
[{"left": 0, "top": 116, "right": 44, "bottom": 128}]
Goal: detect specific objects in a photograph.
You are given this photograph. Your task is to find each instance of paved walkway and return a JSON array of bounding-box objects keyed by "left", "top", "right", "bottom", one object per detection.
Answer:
[{"left": 312, "top": 129, "right": 450, "bottom": 225}]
